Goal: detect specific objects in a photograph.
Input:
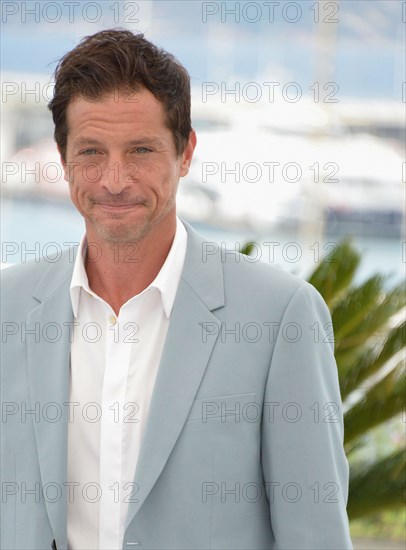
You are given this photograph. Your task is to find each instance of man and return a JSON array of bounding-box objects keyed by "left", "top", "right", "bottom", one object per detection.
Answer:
[{"left": 1, "top": 30, "right": 353, "bottom": 549}]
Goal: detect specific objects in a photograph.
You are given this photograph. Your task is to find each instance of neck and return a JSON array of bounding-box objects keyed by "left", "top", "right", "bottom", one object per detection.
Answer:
[{"left": 84, "top": 217, "right": 177, "bottom": 315}]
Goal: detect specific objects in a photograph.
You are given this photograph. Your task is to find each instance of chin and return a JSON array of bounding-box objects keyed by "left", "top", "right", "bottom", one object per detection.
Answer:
[{"left": 94, "top": 221, "right": 151, "bottom": 244}]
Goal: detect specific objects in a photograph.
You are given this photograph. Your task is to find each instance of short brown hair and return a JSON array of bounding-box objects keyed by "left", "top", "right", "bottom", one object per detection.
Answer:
[{"left": 48, "top": 29, "right": 192, "bottom": 161}]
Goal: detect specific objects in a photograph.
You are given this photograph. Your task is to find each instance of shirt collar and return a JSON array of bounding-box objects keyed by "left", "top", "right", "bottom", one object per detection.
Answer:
[{"left": 69, "top": 216, "right": 187, "bottom": 319}]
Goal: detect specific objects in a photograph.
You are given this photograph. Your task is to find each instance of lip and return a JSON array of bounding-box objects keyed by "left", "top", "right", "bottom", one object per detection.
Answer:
[{"left": 98, "top": 203, "right": 140, "bottom": 211}]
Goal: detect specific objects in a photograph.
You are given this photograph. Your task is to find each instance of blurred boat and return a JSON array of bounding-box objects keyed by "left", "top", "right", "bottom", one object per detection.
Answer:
[{"left": 1, "top": 74, "right": 404, "bottom": 237}]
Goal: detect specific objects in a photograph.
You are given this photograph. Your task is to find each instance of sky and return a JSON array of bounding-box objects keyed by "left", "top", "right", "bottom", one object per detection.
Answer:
[{"left": 1, "top": 0, "right": 405, "bottom": 99}]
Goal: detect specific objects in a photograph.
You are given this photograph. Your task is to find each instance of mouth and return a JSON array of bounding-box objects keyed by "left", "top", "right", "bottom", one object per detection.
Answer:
[{"left": 97, "top": 203, "right": 142, "bottom": 212}]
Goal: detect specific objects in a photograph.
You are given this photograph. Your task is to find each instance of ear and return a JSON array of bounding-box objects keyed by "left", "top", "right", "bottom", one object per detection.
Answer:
[
  {"left": 179, "top": 130, "right": 197, "bottom": 177},
  {"left": 57, "top": 145, "right": 69, "bottom": 183}
]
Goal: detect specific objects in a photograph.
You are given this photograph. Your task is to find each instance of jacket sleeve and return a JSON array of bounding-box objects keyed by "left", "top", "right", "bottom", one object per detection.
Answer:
[{"left": 261, "top": 281, "right": 353, "bottom": 549}]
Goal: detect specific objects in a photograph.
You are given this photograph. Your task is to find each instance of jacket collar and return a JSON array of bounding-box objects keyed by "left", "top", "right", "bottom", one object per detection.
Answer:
[{"left": 32, "top": 217, "right": 225, "bottom": 312}]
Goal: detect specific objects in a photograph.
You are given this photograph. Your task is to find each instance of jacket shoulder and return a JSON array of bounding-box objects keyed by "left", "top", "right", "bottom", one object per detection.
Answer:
[
  {"left": 1, "top": 248, "right": 74, "bottom": 311},
  {"left": 221, "top": 247, "right": 309, "bottom": 298}
]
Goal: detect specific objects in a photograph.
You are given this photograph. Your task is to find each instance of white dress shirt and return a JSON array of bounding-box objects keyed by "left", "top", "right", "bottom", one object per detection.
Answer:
[{"left": 67, "top": 217, "right": 187, "bottom": 550}]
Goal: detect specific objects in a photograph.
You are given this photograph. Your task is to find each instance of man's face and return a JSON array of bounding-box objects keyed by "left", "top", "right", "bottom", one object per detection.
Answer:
[{"left": 60, "top": 88, "right": 196, "bottom": 244}]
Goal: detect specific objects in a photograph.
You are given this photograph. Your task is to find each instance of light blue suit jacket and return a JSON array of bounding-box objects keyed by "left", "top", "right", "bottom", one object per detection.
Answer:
[{"left": 1, "top": 219, "right": 353, "bottom": 549}]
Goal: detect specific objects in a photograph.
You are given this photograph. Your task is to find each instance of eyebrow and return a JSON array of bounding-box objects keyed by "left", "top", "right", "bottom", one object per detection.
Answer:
[{"left": 72, "top": 137, "right": 163, "bottom": 147}]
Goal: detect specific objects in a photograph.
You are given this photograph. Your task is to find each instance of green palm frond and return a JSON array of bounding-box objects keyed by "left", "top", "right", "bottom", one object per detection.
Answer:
[
  {"left": 241, "top": 236, "right": 406, "bottom": 520},
  {"left": 239, "top": 241, "right": 258, "bottom": 256},
  {"left": 339, "top": 321, "right": 406, "bottom": 398},
  {"left": 308, "top": 241, "right": 405, "bottom": 520},
  {"left": 334, "top": 281, "right": 406, "bottom": 355},
  {"left": 332, "top": 274, "right": 386, "bottom": 340},
  {"left": 344, "top": 361, "right": 405, "bottom": 445},
  {"left": 347, "top": 448, "right": 405, "bottom": 519},
  {"left": 307, "top": 239, "right": 360, "bottom": 307}
]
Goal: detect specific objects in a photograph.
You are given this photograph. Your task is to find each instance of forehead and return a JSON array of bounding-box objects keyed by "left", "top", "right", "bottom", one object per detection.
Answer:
[{"left": 65, "top": 88, "right": 168, "bottom": 136}]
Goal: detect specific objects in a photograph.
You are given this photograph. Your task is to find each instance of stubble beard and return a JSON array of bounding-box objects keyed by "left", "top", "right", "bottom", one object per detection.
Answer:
[
  {"left": 89, "top": 209, "right": 153, "bottom": 245},
  {"left": 89, "top": 199, "right": 176, "bottom": 245}
]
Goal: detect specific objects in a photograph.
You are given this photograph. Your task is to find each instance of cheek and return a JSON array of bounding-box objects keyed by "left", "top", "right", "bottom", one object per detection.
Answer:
[
  {"left": 74, "top": 162, "right": 101, "bottom": 185},
  {"left": 67, "top": 167, "right": 90, "bottom": 204},
  {"left": 143, "top": 162, "right": 177, "bottom": 189},
  {"left": 67, "top": 163, "right": 100, "bottom": 203},
  {"left": 68, "top": 183, "right": 82, "bottom": 208}
]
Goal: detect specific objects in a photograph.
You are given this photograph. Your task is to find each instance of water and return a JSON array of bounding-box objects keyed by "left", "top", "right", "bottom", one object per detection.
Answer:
[{"left": 1, "top": 196, "right": 404, "bottom": 288}]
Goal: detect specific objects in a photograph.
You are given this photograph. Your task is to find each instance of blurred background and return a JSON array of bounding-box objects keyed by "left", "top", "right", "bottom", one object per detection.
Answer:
[{"left": 1, "top": 1, "right": 405, "bottom": 547}]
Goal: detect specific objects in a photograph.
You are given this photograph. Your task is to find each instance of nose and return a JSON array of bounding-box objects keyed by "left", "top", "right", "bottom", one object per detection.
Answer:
[{"left": 99, "top": 157, "right": 139, "bottom": 195}]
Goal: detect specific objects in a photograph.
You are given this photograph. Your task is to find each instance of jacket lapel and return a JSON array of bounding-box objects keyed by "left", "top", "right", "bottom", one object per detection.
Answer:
[
  {"left": 125, "top": 220, "right": 225, "bottom": 530},
  {"left": 26, "top": 253, "right": 75, "bottom": 549}
]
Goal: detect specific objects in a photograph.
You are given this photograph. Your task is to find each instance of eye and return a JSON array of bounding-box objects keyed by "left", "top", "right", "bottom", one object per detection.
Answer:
[
  {"left": 80, "top": 148, "right": 99, "bottom": 155},
  {"left": 132, "top": 147, "right": 152, "bottom": 154}
]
